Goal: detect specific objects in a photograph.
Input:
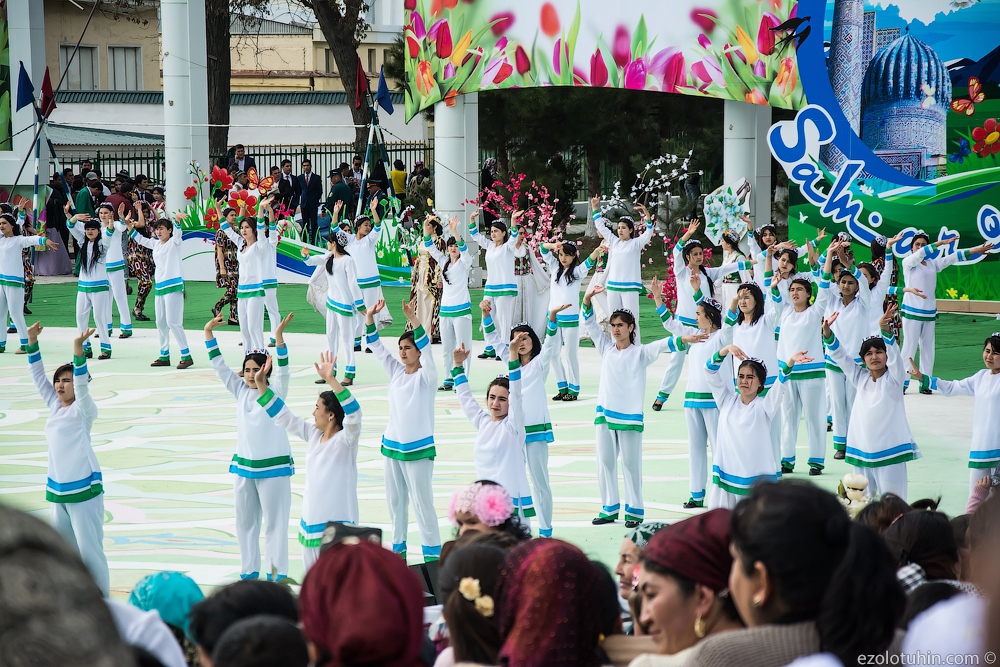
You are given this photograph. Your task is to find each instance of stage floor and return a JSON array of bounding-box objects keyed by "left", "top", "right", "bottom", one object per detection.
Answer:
[{"left": 0, "top": 326, "right": 978, "bottom": 597}]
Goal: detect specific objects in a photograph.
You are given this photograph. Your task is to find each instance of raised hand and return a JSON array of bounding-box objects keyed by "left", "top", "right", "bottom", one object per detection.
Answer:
[
  {"left": 681, "top": 332, "right": 710, "bottom": 345},
  {"left": 300, "top": 246, "right": 311, "bottom": 258},
  {"left": 548, "top": 303, "right": 572, "bottom": 323},
  {"left": 27, "top": 321, "right": 43, "bottom": 344},
  {"left": 690, "top": 273, "right": 701, "bottom": 291},
  {"left": 117, "top": 203, "right": 127, "bottom": 223},
  {"left": 938, "top": 234, "right": 959, "bottom": 246},
  {"left": 401, "top": 298, "right": 419, "bottom": 325},
  {"left": 365, "top": 298, "right": 386, "bottom": 326},
  {"left": 471, "top": 210, "right": 480, "bottom": 222},
  {"left": 822, "top": 312, "right": 840, "bottom": 338},
  {"left": 314, "top": 351, "right": 337, "bottom": 383},
  {"left": 274, "top": 312, "right": 294, "bottom": 340},
  {"left": 879, "top": 303, "right": 897, "bottom": 332},
  {"left": 74, "top": 328, "right": 96, "bottom": 347},
  {"left": 511, "top": 210, "right": 524, "bottom": 225},
  {"left": 480, "top": 299, "right": 492, "bottom": 318},
  {"left": 720, "top": 344, "right": 748, "bottom": 360},
  {"left": 687, "top": 218, "right": 701, "bottom": 234},
  {"left": 634, "top": 203, "right": 650, "bottom": 220},
  {"left": 254, "top": 356, "right": 272, "bottom": 390},
  {"left": 590, "top": 195, "right": 601, "bottom": 212},
  {"left": 903, "top": 287, "right": 927, "bottom": 299},
  {"left": 650, "top": 275, "right": 661, "bottom": 297},
  {"left": 816, "top": 228, "right": 826, "bottom": 242},
  {"left": 971, "top": 242, "right": 995, "bottom": 256},
  {"left": 205, "top": 314, "right": 226, "bottom": 333},
  {"left": 788, "top": 351, "right": 813, "bottom": 368},
  {"left": 453, "top": 343, "right": 471, "bottom": 366},
  {"left": 448, "top": 215, "right": 459, "bottom": 236},
  {"left": 906, "top": 357, "right": 923, "bottom": 382}
]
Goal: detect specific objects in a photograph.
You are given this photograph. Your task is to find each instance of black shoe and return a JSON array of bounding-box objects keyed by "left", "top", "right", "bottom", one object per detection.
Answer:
[
  {"left": 134, "top": 311, "right": 150, "bottom": 322},
  {"left": 682, "top": 499, "right": 704, "bottom": 509},
  {"left": 477, "top": 351, "right": 496, "bottom": 359},
  {"left": 365, "top": 348, "right": 373, "bottom": 353},
  {"left": 354, "top": 344, "right": 362, "bottom": 352},
  {"left": 496, "top": 356, "right": 503, "bottom": 361},
  {"left": 552, "top": 392, "right": 565, "bottom": 401},
  {"left": 85, "top": 348, "right": 93, "bottom": 359},
  {"left": 438, "top": 384, "right": 454, "bottom": 391},
  {"left": 315, "top": 378, "right": 327, "bottom": 384},
  {"left": 563, "top": 394, "right": 578, "bottom": 401},
  {"left": 6, "top": 325, "right": 14, "bottom": 334},
  {"left": 834, "top": 450, "right": 846, "bottom": 460},
  {"left": 268, "top": 341, "right": 276, "bottom": 348},
  {"left": 126, "top": 284, "right": 133, "bottom": 295},
  {"left": 591, "top": 516, "right": 616, "bottom": 525},
  {"left": 781, "top": 463, "right": 794, "bottom": 475},
  {"left": 98, "top": 352, "right": 111, "bottom": 360},
  {"left": 22, "top": 306, "right": 31, "bottom": 315},
  {"left": 624, "top": 520, "right": 642, "bottom": 528},
  {"left": 93, "top": 333, "right": 100, "bottom": 339},
  {"left": 651, "top": 400, "right": 663, "bottom": 412},
  {"left": 827, "top": 421, "right": 833, "bottom": 432},
  {"left": 119, "top": 331, "right": 132, "bottom": 339},
  {"left": 919, "top": 388, "right": 932, "bottom": 395},
  {"left": 809, "top": 467, "right": 823, "bottom": 476}
]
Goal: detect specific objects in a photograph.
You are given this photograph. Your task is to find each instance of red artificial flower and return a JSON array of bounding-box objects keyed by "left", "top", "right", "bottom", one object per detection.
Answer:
[
  {"left": 211, "top": 165, "right": 233, "bottom": 192},
  {"left": 590, "top": 50, "right": 609, "bottom": 87},
  {"left": 972, "top": 118, "right": 1000, "bottom": 157},
  {"left": 203, "top": 208, "right": 220, "bottom": 230},
  {"left": 229, "top": 191, "right": 258, "bottom": 216},
  {"left": 540, "top": 2, "right": 560, "bottom": 38},
  {"left": 184, "top": 186, "right": 197, "bottom": 200},
  {"left": 515, "top": 45, "right": 531, "bottom": 75},
  {"left": 490, "top": 12, "right": 514, "bottom": 36}
]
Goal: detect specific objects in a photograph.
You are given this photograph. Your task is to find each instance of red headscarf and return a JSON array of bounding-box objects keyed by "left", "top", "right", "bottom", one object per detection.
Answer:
[
  {"left": 299, "top": 541, "right": 424, "bottom": 667},
  {"left": 495, "top": 539, "right": 605, "bottom": 667},
  {"left": 641, "top": 508, "right": 733, "bottom": 593}
]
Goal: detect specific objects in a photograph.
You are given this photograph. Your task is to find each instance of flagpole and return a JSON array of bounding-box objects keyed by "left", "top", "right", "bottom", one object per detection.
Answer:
[{"left": 32, "top": 117, "right": 41, "bottom": 215}]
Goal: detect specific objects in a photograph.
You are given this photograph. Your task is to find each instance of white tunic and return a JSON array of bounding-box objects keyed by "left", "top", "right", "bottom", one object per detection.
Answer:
[
  {"left": 723, "top": 285, "right": 781, "bottom": 391},
  {"left": 261, "top": 221, "right": 280, "bottom": 288},
  {"left": 306, "top": 252, "right": 364, "bottom": 317},
  {"left": 347, "top": 221, "right": 382, "bottom": 289},
  {"left": 29, "top": 344, "right": 103, "bottom": 503},
  {"left": 706, "top": 353, "right": 788, "bottom": 494},
  {"left": 825, "top": 331, "right": 919, "bottom": 468},
  {"left": 468, "top": 222, "right": 519, "bottom": 298},
  {"left": 206, "top": 338, "right": 294, "bottom": 477},
  {"left": 70, "top": 221, "right": 110, "bottom": 292},
  {"left": 925, "top": 369, "right": 1000, "bottom": 469},
  {"left": 222, "top": 218, "right": 267, "bottom": 298},
  {"left": 901, "top": 243, "right": 969, "bottom": 321},
  {"left": 672, "top": 239, "right": 746, "bottom": 327},
  {"left": 593, "top": 213, "right": 654, "bottom": 294},
  {"left": 425, "top": 235, "right": 473, "bottom": 318},
  {"left": 257, "top": 386, "right": 363, "bottom": 546},
  {"left": 102, "top": 219, "right": 128, "bottom": 272},
  {"left": 821, "top": 267, "right": 871, "bottom": 369},
  {"left": 776, "top": 288, "right": 832, "bottom": 381},
  {"left": 130, "top": 223, "right": 185, "bottom": 296},
  {"left": 0, "top": 234, "right": 45, "bottom": 287},
  {"left": 540, "top": 246, "right": 593, "bottom": 326}
]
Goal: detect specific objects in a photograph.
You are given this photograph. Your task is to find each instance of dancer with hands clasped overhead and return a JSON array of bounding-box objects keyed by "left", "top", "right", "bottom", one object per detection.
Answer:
[
  {"left": 69, "top": 211, "right": 114, "bottom": 360},
  {"left": 365, "top": 297, "right": 442, "bottom": 562},
  {"left": 705, "top": 343, "right": 809, "bottom": 510},
  {"left": 424, "top": 215, "right": 474, "bottom": 390},
  {"left": 103, "top": 202, "right": 133, "bottom": 338},
  {"left": 451, "top": 333, "right": 535, "bottom": 528},
  {"left": 0, "top": 210, "right": 56, "bottom": 354},
  {"left": 347, "top": 202, "right": 384, "bottom": 350},
  {"left": 824, "top": 305, "right": 918, "bottom": 499},
  {"left": 254, "top": 350, "right": 363, "bottom": 573},
  {"left": 220, "top": 199, "right": 271, "bottom": 352},
  {"left": 468, "top": 208, "right": 523, "bottom": 360}
]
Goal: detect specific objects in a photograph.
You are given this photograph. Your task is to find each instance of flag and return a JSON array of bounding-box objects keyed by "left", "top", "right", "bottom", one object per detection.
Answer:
[
  {"left": 375, "top": 66, "right": 394, "bottom": 115},
  {"left": 40, "top": 67, "right": 57, "bottom": 118},
  {"left": 354, "top": 56, "right": 370, "bottom": 109},
  {"left": 16, "top": 62, "right": 35, "bottom": 112}
]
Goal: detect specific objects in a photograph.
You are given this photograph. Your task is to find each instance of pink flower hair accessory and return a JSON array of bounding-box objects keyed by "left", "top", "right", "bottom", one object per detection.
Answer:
[{"left": 448, "top": 482, "right": 514, "bottom": 527}]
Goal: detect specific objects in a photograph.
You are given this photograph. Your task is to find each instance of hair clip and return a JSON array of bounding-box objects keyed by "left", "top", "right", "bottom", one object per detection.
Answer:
[
  {"left": 755, "top": 223, "right": 775, "bottom": 232},
  {"left": 335, "top": 230, "right": 351, "bottom": 246},
  {"left": 496, "top": 373, "right": 509, "bottom": 380},
  {"left": 746, "top": 356, "right": 764, "bottom": 365},
  {"left": 512, "top": 321, "right": 530, "bottom": 328}
]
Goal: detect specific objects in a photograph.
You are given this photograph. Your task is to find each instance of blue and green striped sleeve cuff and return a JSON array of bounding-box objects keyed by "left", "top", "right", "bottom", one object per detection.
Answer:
[
  {"left": 693, "top": 289, "right": 704, "bottom": 305},
  {"left": 104, "top": 225, "right": 115, "bottom": 237},
  {"left": 26, "top": 341, "right": 41, "bottom": 364},
  {"left": 655, "top": 304, "right": 671, "bottom": 324},
  {"left": 957, "top": 249, "right": 971, "bottom": 262},
  {"left": 456, "top": 238, "right": 467, "bottom": 252},
  {"left": 824, "top": 332, "right": 839, "bottom": 349},
  {"left": 771, "top": 286, "right": 782, "bottom": 302},
  {"left": 666, "top": 336, "right": 687, "bottom": 353},
  {"left": 509, "top": 226, "right": 518, "bottom": 239},
  {"left": 354, "top": 299, "right": 366, "bottom": 313},
  {"left": 256, "top": 216, "right": 265, "bottom": 230},
  {"left": 819, "top": 271, "right": 832, "bottom": 289},
  {"left": 779, "top": 361, "right": 792, "bottom": 378},
  {"left": 591, "top": 210, "right": 601, "bottom": 220},
  {"left": 451, "top": 367, "right": 469, "bottom": 386},
  {"left": 724, "top": 309, "right": 739, "bottom": 326},
  {"left": 583, "top": 256, "right": 594, "bottom": 270},
  {"left": 540, "top": 244, "right": 551, "bottom": 256},
  {"left": 508, "top": 359, "right": 521, "bottom": 382},
  {"left": 365, "top": 322, "right": 379, "bottom": 345},
  {"left": 881, "top": 330, "right": 896, "bottom": 346},
  {"left": 423, "top": 234, "right": 433, "bottom": 248},
  {"left": 851, "top": 266, "right": 863, "bottom": 282},
  {"left": 256, "top": 388, "right": 285, "bottom": 417},
  {"left": 887, "top": 286, "right": 900, "bottom": 296},
  {"left": 412, "top": 325, "right": 429, "bottom": 350},
  {"left": 73, "top": 354, "right": 88, "bottom": 376},
  {"left": 737, "top": 260, "right": 752, "bottom": 271},
  {"left": 763, "top": 270, "right": 774, "bottom": 288},
  {"left": 205, "top": 337, "right": 222, "bottom": 359},
  {"left": 706, "top": 352, "right": 723, "bottom": 372},
  {"left": 546, "top": 319, "right": 557, "bottom": 336},
  {"left": 336, "top": 388, "right": 360, "bottom": 414},
  {"left": 925, "top": 243, "right": 938, "bottom": 257},
  {"left": 129, "top": 229, "right": 142, "bottom": 241},
  {"left": 482, "top": 315, "right": 496, "bottom": 335},
  {"left": 922, "top": 375, "right": 938, "bottom": 392},
  {"left": 582, "top": 304, "right": 594, "bottom": 320},
  {"left": 275, "top": 344, "right": 288, "bottom": 366}
]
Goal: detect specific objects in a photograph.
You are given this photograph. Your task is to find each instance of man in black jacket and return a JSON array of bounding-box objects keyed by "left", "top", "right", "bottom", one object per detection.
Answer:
[{"left": 294, "top": 159, "right": 323, "bottom": 244}]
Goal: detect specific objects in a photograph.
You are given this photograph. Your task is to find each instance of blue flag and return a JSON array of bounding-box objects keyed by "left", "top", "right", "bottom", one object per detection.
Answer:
[
  {"left": 375, "top": 66, "right": 394, "bottom": 115},
  {"left": 16, "top": 62, "right": 36, "bottom": 112}
]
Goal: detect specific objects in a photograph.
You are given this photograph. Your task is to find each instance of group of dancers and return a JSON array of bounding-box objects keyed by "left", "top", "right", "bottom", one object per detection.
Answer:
[{"left": 5, "top": 191, "right": 1000, "bottom": 589}]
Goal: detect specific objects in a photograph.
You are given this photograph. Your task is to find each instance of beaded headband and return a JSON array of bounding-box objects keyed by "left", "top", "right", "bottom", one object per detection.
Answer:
[
  {"left": 701, "top": 297, "right": 723, "bottom": 312},
  {"left": 992, "top": 332, "right": 1000, "bottom": 337},
  {"left": 97, "top": 202, "right": 115, "bottom": 211},
  {"left": 245, "top": 348, "right": 270, "bottom": 357},
  {"left": 861, "top": 335, "right": 882, "bottom": 344},
  {"left": 335, "top": 229, "right": 351, "bottom": 247},
  {"left": 610, "top": 308, "right": 636, "bottom": 319},
  {"left": 741, "top": 357, "right": 767, "bottom": 374},
  {"left": 755, "top": 223, "right": 776, "bottom": 233}
]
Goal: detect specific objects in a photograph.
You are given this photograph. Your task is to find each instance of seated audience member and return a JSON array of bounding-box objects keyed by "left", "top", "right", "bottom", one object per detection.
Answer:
[
  {"left": 883, "top": 511, "right": 976, "bottom": 595},
  {"left": 616, "top": 522, "right": 669, "bottom": 601},
  {"left": 854, "top": 493, "right": 914, "bottom": 536},
  {"left": 129, "top": 570, "right": 205, "bottom": 659},
  {"left": 449, "top": 481, "right": 532, "bottom": 541},
  {"left": 686, "top": 481, "right": 905, "bottom": 667},
  {"left": 898, "top": 582, "right": 962, "bottom": 629},
  {"left": 629, "top": 510, "right": 743, "bottom": 667},
  {"left": 496, "top": 539, "right": 607, "bottom": 667},
  {"left": 0, "top": 503, "right": 133, "bottom": 667},
  {"left": 299, "top": 540, "right": 427, "bottom": 667},
  {"left": 212, "top": 615, "right": 308, "bottom": 667},
  {"left": 107, "top": 599, "right": 188, "bottom": 667},
  {"left": 187, "top": 580, "right": 298, "bottom": 667},
  {"left": 435, "top": 545, "right": 507, "bottom": 666}
]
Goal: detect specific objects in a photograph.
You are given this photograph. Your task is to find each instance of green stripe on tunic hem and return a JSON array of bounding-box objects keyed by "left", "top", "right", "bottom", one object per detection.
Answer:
[
  {"left": 47, "top": 485, "right": 103, "bottom": 503},
  {"left": 381, "top": 446, "right": 437, "bottom": 461}
]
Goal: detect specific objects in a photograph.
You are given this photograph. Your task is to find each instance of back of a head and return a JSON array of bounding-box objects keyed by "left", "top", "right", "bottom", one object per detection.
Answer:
[
  {"left": 854, "top": 493, "right": 914, "bottom": 536},
  {"left": 188, "top": 580, "right": 298, "bottom": 656},
  {"left": 883, "top": 511, "right": 959, "bottom": 580},
  {"left": 0, "top": 504, "right": 133, "bottom": 667},
  {"left": 212, "top": 615, "right": 308, "bottom": 667},
  {"left": 438, "top": 545, "right": 507, "bottom": 664},
  {"left": 899, "top": 582, "right": 962, "bottom": 630},
  {"left": 731, "top": 482, "right": 904, "bottom": 665}
]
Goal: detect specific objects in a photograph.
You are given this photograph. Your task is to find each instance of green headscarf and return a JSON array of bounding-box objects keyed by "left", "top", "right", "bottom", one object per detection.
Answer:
[{"left": 624, "top": 521, "right": 670, "bottom": 549}]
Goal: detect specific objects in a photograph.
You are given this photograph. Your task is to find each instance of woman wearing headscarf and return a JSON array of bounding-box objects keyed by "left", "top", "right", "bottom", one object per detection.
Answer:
[
  {"left": 628, "top": 510, "right": 743, "bottom": 666},
  {"left": 129, "top": 571, "right": 206, "bottom": 665}
]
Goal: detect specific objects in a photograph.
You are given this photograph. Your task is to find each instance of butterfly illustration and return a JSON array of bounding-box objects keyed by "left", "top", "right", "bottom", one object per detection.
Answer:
[
  {"left": 949, "top": 138, "right": 972, "bottom": 164},
  {"left": 951, "top": 77, "right": 985, "bottom": 116},
  {"left": 246, "top": 167, "right": 276, "bottom": 195},
  {"left": 920, "top": 84, "right": 936, "bottom": 109}
]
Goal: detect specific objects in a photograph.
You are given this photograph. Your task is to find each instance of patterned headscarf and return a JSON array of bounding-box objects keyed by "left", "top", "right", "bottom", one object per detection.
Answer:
[
  {"left": 642, "top": 509, "right": 733, "bottom": 594},
  {"left": 624, "top": 521, "right": 669, "bottom": 550},
  {"left": 128, "top": 571, "right": 204, "bottom": 637},
  {"left": 496, "top": 539, "right": 605, "bottom": 667}
]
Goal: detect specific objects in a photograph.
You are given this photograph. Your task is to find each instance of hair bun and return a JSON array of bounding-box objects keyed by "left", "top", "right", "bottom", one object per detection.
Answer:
[{"left": 825, "top": 511, "right": 850, "bottom": 544}]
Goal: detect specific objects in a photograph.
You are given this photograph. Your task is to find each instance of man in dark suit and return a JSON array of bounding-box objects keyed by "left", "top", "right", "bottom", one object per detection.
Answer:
[
  {"left": 276, "top": 159, "right": 297, "bottom": 211},
  {"left": 326, "top": 170, "right": 354, "bottom": 218},
  {"left": 294, "top": 159, "right": 323, "bottom": 245},
  {"left": 227, "top": 144, "right": 257, "bottom": 174}
]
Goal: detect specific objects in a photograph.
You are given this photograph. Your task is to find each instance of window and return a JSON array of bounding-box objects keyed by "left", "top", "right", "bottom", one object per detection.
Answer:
[
  {"left": 325, "top": 49, "right": 335, "bottom": 74},
  {"left": 367, "top": 48, "right": 376, "bottom": 73},
  {"left": 59, "top": 44, "right": 99, "bottom": 90},
  {"left": 108, "top": 46, "right": 143, "bottom": 90}
]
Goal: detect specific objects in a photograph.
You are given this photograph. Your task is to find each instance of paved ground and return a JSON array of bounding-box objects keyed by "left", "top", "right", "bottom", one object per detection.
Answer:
[{"left": 0, "top": 320, "right": 980, "bottom": 598}]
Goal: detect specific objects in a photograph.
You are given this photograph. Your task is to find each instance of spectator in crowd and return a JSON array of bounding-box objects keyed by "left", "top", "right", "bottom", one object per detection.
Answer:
[
  {"left": 951, "top": 514, "right": 973, "bottom": 581},
  {"left": 299, "top": 540, "right": 428, "bottom": 667},
  {"left": 408, "top": 160, "right": 425, "bottom": 190},
  {"left": 294, "top": 159, "right": 323, "bottom": 245},
  {"left": 854, "top": 493, "right": 915, "bottom": 536},
  {"left": 364, "top": 177, "right": 390, "bottom": 221},
  {"left": 326, "top": 169, "right": 353, "bottom": 217},
  {"left": 277, "top": 159, "right": 297, "bottom": 211},
  {"left": 128, "top": 571, "right": 205, "bottom": 664},
  {"left": 317, "top": 206, "right": 332, "bottom": 242},
  {"left": 36, "top": 175, "right": 73, "bottom": 276},
  {"left": 0, "top": 503, "right": 134, "bottom": 667},
  {"left": 80, "top": 157, "right": 93, "bottom": 178},
  {"left": 228, "top": 144, "right": 257, "bottom": 174},
  {"left": 151, "top": 186, "right": 166, "bottom": 214},
  {"left": 105, "top": 179, "right": 137, "bottom": 221},
  {"left": 212, "top": 615, "right": 309, "bottom": 667},
  {"left": 435, "top": 544, "right": 507, "bottom": 666},
  {"left": 94, "top": 169, "right": 112, "bottom": 196},
  {"left": 883, "top": 511, "right": 974, "bottom": 595},
  {"left": 188, "top": 580, "right": 298, "bottom": 667},
  {"left": 351, "top": 155, "right": 363, "bottom": 182},
  {"left": 615, "top": 522, "right": 668, "bottom": 601},
  {"left": 134, "top": 174, "right": 153, "bottom": 204},
  {"left": 391, "top": 159, "right": 407, "bottom": 201},
  {"left": 75, "top": 171, "right": 104, "bottom": 219}
]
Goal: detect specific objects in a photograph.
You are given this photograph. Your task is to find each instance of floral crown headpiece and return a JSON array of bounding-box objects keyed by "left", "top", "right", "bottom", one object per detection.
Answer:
[
  {"left": 992, "top": 332, "right": 1000, "bottom": 338},
  {"left": 610, "top": 308, "right": 635, "bottom": 319},
  {"left": 458, "top": 577, "right": 495, "bottom": 618},
  {"left": 448, "top": 482, "right": 514, "bottom": 528},
  {"left": 755, "top": 222, "right": 776, "bottom": 233}
]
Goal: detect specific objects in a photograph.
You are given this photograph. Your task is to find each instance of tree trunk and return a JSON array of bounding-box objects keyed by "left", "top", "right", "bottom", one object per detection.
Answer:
[
  {"left": 206, "top": 0, "right": 231, "bottom": 163},
  {"left": 309, "top": 0, "right": 372, "bottom": 154}
]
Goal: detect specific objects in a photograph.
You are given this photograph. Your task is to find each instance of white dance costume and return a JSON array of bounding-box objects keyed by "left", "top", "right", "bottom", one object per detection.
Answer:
[
  {"left": 102, "top": 218, "right": 132, "bottom": 336},
  {"left": 306, "top": 252, "right": 365, "bottom": 380},
  {"left": 468, "top": 221, "right": 519, "bottom": 357},
  {"left": 592, "top": 210, "right": 654, "bottom": 342},
  {"left": 425, "top": 233, "right": 473, "bottom": 387},
  {"left": 0, "top": 230, "right": 46, "bottom": 351},
  {"left": 222, "top": 217, "right": 268, "bottom": 351},
  {"left": 348, "top": 219, "right": 384, "bottom": 347},
  {"left": 261, "top": 220, "right": 282, "bottom": 345},
  {"left": 539, "top": 245, "right": 595, "bottom": 398},
  {"left": 130, "top": 222, "right": 192, "bottom": 363},
  {"left": 70, "top": 221, "right": 113, "bottom": 357}
]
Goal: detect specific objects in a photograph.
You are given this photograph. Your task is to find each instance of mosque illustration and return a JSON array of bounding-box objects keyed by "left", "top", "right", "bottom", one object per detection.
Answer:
[{"left": 821, "top": 0, "right": 952, "bottom": 179}]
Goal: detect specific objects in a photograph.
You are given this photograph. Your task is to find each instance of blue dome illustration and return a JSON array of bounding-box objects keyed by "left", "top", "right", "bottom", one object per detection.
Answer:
[{"left": 860, "top": 32, "right": 952, "bottom": 176}]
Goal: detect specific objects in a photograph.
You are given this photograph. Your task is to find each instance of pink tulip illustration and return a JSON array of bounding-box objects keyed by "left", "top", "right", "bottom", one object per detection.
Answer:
[
  {"left": 623, "top": 59, "right": 647, "bottom": 90},
  {"left": 411, "top": 12, "right": 426, "bottom": 40},
  {"left": 515, "top": 45, "right": 531, "bottom": 75},
  {"left": 690, "top": 8, "right": 718, "bottom": 33},
  {"left": 590, "top": 50, "right": 609, "bottom": 87},
  {"left": 489, "top": 12, "right": 514, "bottom": 36},
  {"left": 435, "top": 22, "right": 453, "bottom": 59},
  {"left": 612, "top": 26, "right": 631, "bottom": 69},
  {"left": 494, "top": 62, "right": 514, "bottom": 83},
  {"left": 758, "top": 12, "right": 780, "bottom": 56},
  {"left": 753, "top": 59, "right": 766, "bottom": 77}
]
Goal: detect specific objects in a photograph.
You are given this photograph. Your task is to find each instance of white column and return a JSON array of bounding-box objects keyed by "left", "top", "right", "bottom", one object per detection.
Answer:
[
  {"left": 187, "top": 0, "right": 210, "bottom": 177},
  {"left": 162, "top": 0, "right": 192, "bottom": 215},
  {"left": 1, "top": 0, "right": 47, "bottom": 188},
  {"left": 724, "top": 100, "right": 772, "bottom": 228},
  {"left": 463, "top": 93, "right": 480, "bottom": 223},
  {"left": 434, "top": 96, "right": 466, "bottom": 226}
]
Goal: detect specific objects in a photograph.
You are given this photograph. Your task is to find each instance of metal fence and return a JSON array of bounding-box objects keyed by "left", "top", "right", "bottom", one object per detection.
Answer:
[
  {"left": 59, "top": 150, "right": 165, "bottom": 184},
  {"left": 215, "top": 142, "right": 435, "bottom": 182}
]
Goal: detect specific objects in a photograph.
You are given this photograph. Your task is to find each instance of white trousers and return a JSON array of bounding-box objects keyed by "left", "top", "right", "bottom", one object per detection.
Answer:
[
  {"left": 853, "top": 463, "right": 908, "bottom": 501},
  {"left": 51, "top": 495, "right": 110, "bottom": 596},
  {"left": 440, "top": 315, "right": 473, "bottom": 384},
  {"left": 384, "top": 457, "right": 442, "bottom": 559},
  {"left": 0, "top": 284, "right": 27, "bottom": 348},
  {"left": 76, "top": 290, "right": 112, "bottom": 354},
  {"left": 484, "top": 295, "right": 515, "bottom": 353},
  {"left": 107, "top": 269, "right": 132, "bottom": 332},
  {"left": 685, "top": 407, "right": 719, "bottom": 502},
  {"left": 595, "top": 425, "right": 644, "bottom": 520},
  {"left": 303, "top": 546, "right": 321, "bottom": 574},
  {"left": 263, "top": 287, "right": 281, "bottom": 343},
  {"left": 827, "top": 370, "right": 856, "bottom": 453},
  {"left": 325, "top": 309, "right": 357, "bottom": 379},
  {"left": 353, "top": 286, "right": 383, "bottom": 346},
  {"left": 780, "top": 379, "right": 827, "bottom": 470},
  {"left": 239, "top": 295, "right": 265, "bottom": 351},
  {"left": 233, "top": 475, "right": 291, "bottom": 579},
  {"left": 707, "top": 485, "right": 742, "bottom": 510},
  {"left": 657, "top": 349, "right": 688, "bottom": 401},
  {"left": 901, "top": 318, "right": 935, "bottom": 387},
  {"left": 154, "top": 292, "right": 190, "bottom": 359},
  {"left": 550, "top": 326, "right": 581, "bottom": 396},
  {"left": 606, "top": 291, "right": 641, "bottom": 343},
  {"left": 526, "top": 440, "right": 553, "bottom": 536}
]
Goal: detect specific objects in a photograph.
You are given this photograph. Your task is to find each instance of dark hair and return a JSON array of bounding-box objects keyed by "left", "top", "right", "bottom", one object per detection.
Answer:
[
  {"left": 325, "top": 234, "right": 351, "bottom": 273},
  {"left": 854, "top": 493, "right": 914, "bottom": 536},
  {"left": 212, "top": 615, "right": 308, "bottom": 667},
  {"left": 731, "top": 482, "right": 905, "bottom": 666},
  {"left": 237, "top": 218, "right": 258, "bottom": 248},
  {"left": 698, "top": 300, "right": 723, "bottom": 330},
  {"left": 609, "top": 309, "right": 637, "bottom": 345},
  {"left": 911, "top": 232, "right": 931, "bottom": 247},
  {"left": 486, "top": 376, "right": 510, "bottom": 401},
  {"left": 242, "top": 353, "right": 272, "bottom": 380},
  {"left": 301, "top": 159, "right": 311, "bottom": 166},
  {"left": 135, "top": 173, "right": 147, "bottom": 183},
  {"left": 52, "top": 362, "right": 74, "bottom": 387},
  {"left": 738, "top": 359, "right": 767, "bottom": 393},
  {"left": 858, "top": 262, "right": 878, "bottom": 288},
  {"left": 0, "top": 212, "right": 18, "bottom": 235},
  {"left": 222, "top": 207, "right": 237, "bottom": 218},
  {"left": 443, "top": 237, "right": 459, "bottom": 285},
  {"left": 753, "top": 223, "right": 777, "bottom": 250},
  {"left": 884, "top": 511, "right": 959, "bottom": 581},
  {"left": 721, "top": 231, "right": 740, "bottom": 249},
  {"left": 318, "top": 390, "right": 346, "bottom": 429},
  {"left": 353, "top": 155, "right": 362, "bottom": 162},
  {"left": 509, "top": 324, "right": 542, "bottom": 362},
  {"left": 616, "top": 215, "right": 637, "bottom": 239},
  {"left": 859, "top": 336, "right": 887, "bottom": 362},
  {"left": 188, "top": 581, "right": 298, "bottom": 656},
  {"left": 775, "top": 247, "right": 798, "bottom": 276},
  {"left": 951, "top": 514, "right": 971, "bottom": 550},
  {"left": 152, "top": 218, "right": 174, "bottom": 232},
  {"left": 735, "top": 282, "right": 765, "bottom": 326},
  {"left": 234, "top": 144, "right": 245, "bottom": 150},
  {"left": 984, "top": 335, "right": 1000, "bottom": 355},
  {"left": 489, "top": 219, "right": 509, "bottom": 244},
  {"left": 554, "top": 242, "right": 582, "bottom": 285},
  {"left": 393, "top": 159, "right": 405, "bottom": 170},
  {"left": 421, "top": 167, "right": 431, "bottom": 178},
  {"left": 592, "top": 561, "right": 624, "bottom": 639},
  {"left": 280, "top": 159, "right": 291, "bottom": 167},
  {"left": 899, "top": 582, "right": 962, "bottom": 630},
  {"left": 640, "top": 559, "right": 742, "bottom": 623},
  {"left": 683, "top": 240, "right": 716, "bottom": 298},
  {"left": 909, "top": 497, "right": 941, "bottom": 512},
  {"left": 438, "top": 545, "right": 506, "bottom": 664},
  {"left": 789, "top": 277, "right": 813, "bottom": 299},
  {"left": 119, "top": 180, "right": 134, "bottom": 195},
  {"left": 80, "top": 226, "right": 106, "bottom": 274},
  {"left": 871, "top": 235, "right": 887, "bottom": 265},
  {"left": 398, "top": 330, "right": 417, "bottom": 350}
]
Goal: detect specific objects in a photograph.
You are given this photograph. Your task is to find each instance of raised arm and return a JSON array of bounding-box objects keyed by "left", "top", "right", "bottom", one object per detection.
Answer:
[
  {"left": 822, "top": 313, "right": 865, "bottom": 386},
  {"left": 423, "top": 217, "right": 447, "bottom": 265},
  {"left": 170, "top": 213, "right": 185, "bottom": 246},
  {"left": 704, "top": 346, "right": 735, "bottom": 407},
  {"left": 505, "top": 340, "right": 528, "bottom": 437},
  {"left": 344, "top": 258, "right": 366, "bottom": 315},
  {"left": 402, "top": 297, "right": 437, "bottom": 388},
  {"left": 204, "top": 316, "right": 247, "bottom": 398},
  {"left": 507, "top": 211, "right": 523, "bottom": 250},
  {"left": 316, "top": 351, "right": 361, "bottom": 446},
  {"left": 219, "top": 213, "right": 242, "bottom": 247},
  {"left": 271, "top": 313, "right": 294, "bottom": 399},
  {"left": 25, "top": 322, "right": 58, "bottom": 409},
  {"left": 582, "top": 284, "right": 613, "bottom": 356},
  {"left": 451, "top": 344, "right": 489, "bottom": 428},
  {"left": 71, "top": 328, "right": 98, "bottom": 423},
  {"left": 364, "top": 299, "right": 404, "bottom": 377}
]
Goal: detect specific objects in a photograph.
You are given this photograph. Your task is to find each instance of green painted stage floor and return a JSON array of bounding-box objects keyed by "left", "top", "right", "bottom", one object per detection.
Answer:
[{"left": 0, "top": 281, "right": 989, "bottom": 597}]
